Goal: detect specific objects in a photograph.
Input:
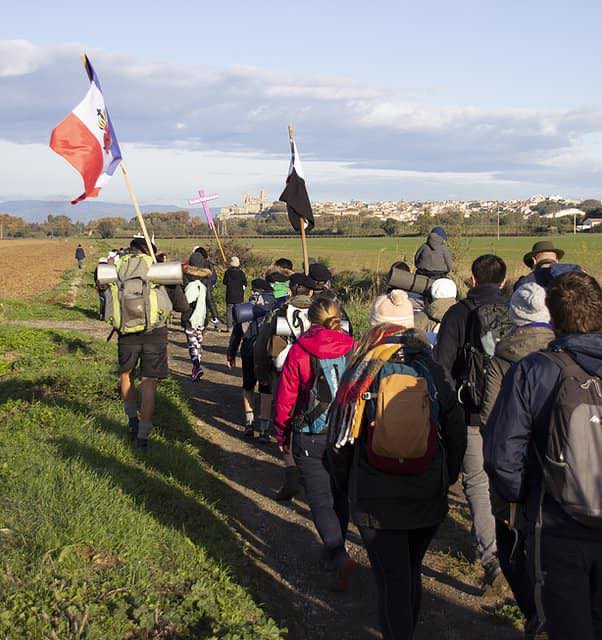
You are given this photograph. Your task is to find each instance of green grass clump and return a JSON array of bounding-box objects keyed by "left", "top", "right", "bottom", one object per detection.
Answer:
[{"left": 0, "top": 325, "right": 283, "bottom": 639}]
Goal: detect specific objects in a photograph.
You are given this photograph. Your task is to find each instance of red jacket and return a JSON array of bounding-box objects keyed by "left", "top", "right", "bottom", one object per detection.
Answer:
[{"left": 273, "top": 324, "right": 354, "bottom": 447}]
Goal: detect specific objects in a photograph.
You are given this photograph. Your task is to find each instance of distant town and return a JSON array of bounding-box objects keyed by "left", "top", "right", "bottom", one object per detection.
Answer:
[
  {"left": 2, "top": 190, "right": 602, "bottom": 239},
  {"left": 219, "top": 190, "right": 602, "bottom": 231}
]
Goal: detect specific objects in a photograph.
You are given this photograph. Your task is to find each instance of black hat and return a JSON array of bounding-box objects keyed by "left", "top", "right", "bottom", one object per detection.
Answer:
[
  {"left": 290, "top": 273, "right": 317, "bottom": 290},
  {"left": 251, "top": 278, "right": 270, "bottom": 291},
  {"left": 522, "top": 241, "right": 565, "bottom": 268},
  {"left": 188, "top": 251, "right": 209, "bottom": 268},
  {"left": 130, "top": 235, "right": 157, "bottom": 255},
  {"left": 266, "top": 271, "right": 289, "bottom": 283},
  {"left": 308, "top": 263, "right": 332, "bottom": 284}
]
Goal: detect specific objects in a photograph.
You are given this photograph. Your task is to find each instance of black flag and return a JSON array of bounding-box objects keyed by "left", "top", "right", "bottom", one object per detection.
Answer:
[{"left": 279, "top": 139, "right": 314, "bottom": 232}]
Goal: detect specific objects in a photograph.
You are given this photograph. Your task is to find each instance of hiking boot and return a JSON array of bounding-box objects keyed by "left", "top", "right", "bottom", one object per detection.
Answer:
[
  {"left": 257, "top": 419, "right": 271, "bottom": 444},
  {"left": 211, "top": 318, "right": 227, "bottom": 332},
  {"left": 191, "top": 364, "right": 204, "bottom": 381},
  {"left": 480, "top": 558, "right": 504, "bottom": 595},
  {"left": 257, "top": 431, "right": 271, "bottom": 444},
  {"left": 525, "top": 616, "right": 548, "bottom": 639},
  {"left": 330, "top": 557, "right": 356, "bottom": 592},
  {"left": 275, "top": 466, "right": 300, "bottom": 501},
  {"left": 135, "top": 437, "right": 149, "bottom": 449},
  {"left": 243, "top": 424, "right": 255, "bottom": 438},
  {"left": 127, "top": 417, "right": 139, "bottom": 441}
]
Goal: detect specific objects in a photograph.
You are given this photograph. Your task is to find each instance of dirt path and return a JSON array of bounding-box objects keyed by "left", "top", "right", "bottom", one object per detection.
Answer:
[
  {"left": 167, "top": 327, "right": 522, "bottom": 640},
  {"left": 66, "top": 270, "right": 84, "bottom": 307}
]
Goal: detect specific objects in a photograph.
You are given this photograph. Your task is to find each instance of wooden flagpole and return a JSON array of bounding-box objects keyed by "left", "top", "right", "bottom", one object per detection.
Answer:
[
  {"left": 210, "top": 220, "right": 227, "bottom": 265},
  {"left": 288, "top": 123, "right": 309, "bottom": 275},
  {"left": 120, "top": 162, "right": 157, "bottom": 262}
]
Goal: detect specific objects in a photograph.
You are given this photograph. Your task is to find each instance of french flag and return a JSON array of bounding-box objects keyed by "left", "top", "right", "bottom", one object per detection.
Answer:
[{"left": 50, "top": 55, "right": 122, "bottom": 204}]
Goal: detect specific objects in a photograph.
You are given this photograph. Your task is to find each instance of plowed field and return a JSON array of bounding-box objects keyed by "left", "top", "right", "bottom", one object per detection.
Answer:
[{"left": 0, "top": 239, "right": 89, "bottom": 299}]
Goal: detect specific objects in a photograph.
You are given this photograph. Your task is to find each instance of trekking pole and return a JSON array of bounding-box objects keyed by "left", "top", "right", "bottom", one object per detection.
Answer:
[
  {"left": 120, "top": 162, "right": 157, "bottom": 262},
  {"left": 288, "top": 123, "right": 310, "bottom": 275}
]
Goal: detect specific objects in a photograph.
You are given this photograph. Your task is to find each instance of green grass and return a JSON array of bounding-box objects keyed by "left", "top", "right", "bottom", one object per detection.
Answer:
[
  {"left": 0, "top": 325, "right": 283, "bottom": 639},
  {"left": 154, "top": 234, "right": 602, "bottom": 282}
]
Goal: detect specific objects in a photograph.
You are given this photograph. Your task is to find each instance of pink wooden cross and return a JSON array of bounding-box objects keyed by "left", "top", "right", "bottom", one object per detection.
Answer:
[{"left": 188, "top": 189, "right": 219, "bottom": 228}]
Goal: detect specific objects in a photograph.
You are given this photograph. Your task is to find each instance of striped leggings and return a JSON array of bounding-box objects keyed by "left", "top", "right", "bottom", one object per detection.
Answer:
[{"left": 185, "top": 326, "right": 204, "bottom": 365}]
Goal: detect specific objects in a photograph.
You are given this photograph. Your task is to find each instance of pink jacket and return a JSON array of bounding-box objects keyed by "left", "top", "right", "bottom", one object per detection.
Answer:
[{"left": 273, "top": 324, "right": 355, "bottom": 446}]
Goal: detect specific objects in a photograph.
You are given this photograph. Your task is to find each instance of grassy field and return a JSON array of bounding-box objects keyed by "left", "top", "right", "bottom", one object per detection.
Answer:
[
  {"left": 156, "top": 234, "right": 602, "bottom": 281},
  {"left": 0, "top": 273, "right": 283, "bottom": 638}
]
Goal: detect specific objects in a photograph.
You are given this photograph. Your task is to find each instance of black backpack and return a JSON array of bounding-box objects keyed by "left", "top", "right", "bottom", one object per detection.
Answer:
[
  {"left": 460, "top": 300, "right": 512, "bottom": 410},
  {"left": 536, "top": 350, "right": 602, "bottom": 528}
]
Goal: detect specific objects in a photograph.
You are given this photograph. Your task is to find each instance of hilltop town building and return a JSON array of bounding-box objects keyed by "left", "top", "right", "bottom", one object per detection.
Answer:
[{"left": 219, "top": 189, "right": 270, "bottom": 218}]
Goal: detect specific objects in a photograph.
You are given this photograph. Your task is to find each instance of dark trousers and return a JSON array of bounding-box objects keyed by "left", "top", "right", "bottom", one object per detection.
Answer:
[
  {"left": 496, "top": 518, "right": 536, "bottom": 623},
  {"left": 529, "top": 534, "right": 602, "bottom": 640},
  {"left": 226, "top": 303, "right": 235, "bottom": 330},
  {"left": 292, "top": 432, "right": 349, "bottom": 568},
  {"left": 358, "top": 524, "right": 439, "bottom": 640}
]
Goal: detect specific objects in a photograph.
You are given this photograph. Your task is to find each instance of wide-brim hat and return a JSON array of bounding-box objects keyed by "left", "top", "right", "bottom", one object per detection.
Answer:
[{"left": 522, "top": 241, "right": 565, "bottom": 267}]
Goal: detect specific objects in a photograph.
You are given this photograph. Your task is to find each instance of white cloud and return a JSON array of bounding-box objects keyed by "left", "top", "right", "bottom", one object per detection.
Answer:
[
  {"left": 0, "top": 39, "right": 47, "bottom": 77},
  {"left": 3, "top": 39, "right": 602, "bottom": 200}
]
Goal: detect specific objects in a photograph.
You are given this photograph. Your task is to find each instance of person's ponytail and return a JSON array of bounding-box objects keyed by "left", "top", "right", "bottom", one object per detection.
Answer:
[{"left": 308, "top": 297, "right": 342, "bottom": 331}]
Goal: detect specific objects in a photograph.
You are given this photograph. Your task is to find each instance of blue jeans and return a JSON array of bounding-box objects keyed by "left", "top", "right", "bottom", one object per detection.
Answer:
[{"left": 292, "top": 432, "right": 349, "bottom": 568}]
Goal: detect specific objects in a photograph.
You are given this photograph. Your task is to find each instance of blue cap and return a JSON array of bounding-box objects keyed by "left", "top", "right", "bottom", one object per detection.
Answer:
[{"left": 431, "top": 226, "right": 447, "bottom": 240}]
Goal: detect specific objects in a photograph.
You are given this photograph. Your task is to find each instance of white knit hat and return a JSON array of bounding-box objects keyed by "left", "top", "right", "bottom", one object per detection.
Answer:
[
  {"left": 230, "top": 256, "right": 240, "bottom": 267},
  {"left": 430, "top": 278, "right": 457, "bottom": 300},
  {"left": 369, "top": 289, "right": 415, "bottom": 328},
  {"left": 511, "top": 282, "right": 550, "bottom": 326}
]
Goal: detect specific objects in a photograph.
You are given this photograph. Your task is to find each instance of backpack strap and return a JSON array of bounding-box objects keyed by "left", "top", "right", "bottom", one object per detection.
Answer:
[
  {"left": 299, "top": 354, "right": 331, "bottom": 427},
  {"left": 460, "top": 298, "right": 479, "bottom": 346},
  {"left": 539, "top": 349, "right": 590, "bottom": 381}
]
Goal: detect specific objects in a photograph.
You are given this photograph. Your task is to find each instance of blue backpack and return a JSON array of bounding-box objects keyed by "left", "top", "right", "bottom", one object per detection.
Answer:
[{"left": 293, "top": 353, "right": 348, "bottom": 435}]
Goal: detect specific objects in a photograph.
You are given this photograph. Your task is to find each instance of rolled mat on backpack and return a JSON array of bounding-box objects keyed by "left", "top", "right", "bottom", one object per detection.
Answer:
[
  {"left": 388, "top": 268, "right": 433, "bottom": 296},
  {"left": 233, "top": 302, "right": 269, "bottom": 325},
  {"left": 146, "top": 262, "right": 183, "bottom": 285},
  {"left": 96, "top": 263, "right": 119, "bottom": 286},
  {"left": 274, "top": 316, "right": 351, "bottom": 337},
  {"left": 96, "top": 261, "right": 183, "bottom": 286}
]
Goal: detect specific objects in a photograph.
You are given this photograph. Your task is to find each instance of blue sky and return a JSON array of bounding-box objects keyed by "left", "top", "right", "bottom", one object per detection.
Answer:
[{"left": 3, "top": 1, "right": 602, "bottom": 206}]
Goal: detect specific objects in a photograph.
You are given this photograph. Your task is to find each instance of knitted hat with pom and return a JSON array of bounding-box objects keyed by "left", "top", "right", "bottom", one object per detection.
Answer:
[{"left": 369, "top": 289, "right": 415, "bottom": 328}]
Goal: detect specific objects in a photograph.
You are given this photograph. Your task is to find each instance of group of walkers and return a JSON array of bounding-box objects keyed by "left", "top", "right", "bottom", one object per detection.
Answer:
[{"left": 95, "top": 231, "right": 602, "bottom": 640}]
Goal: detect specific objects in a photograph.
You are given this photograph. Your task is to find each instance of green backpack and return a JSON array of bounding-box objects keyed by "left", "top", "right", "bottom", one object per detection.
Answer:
[{"left": 104, "top": 254, "right": 173, "bottom": 334}]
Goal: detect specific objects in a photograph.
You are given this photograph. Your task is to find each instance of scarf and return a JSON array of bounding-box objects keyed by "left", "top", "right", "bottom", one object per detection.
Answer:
[{"left": 328, "top": 327, "right": 403, "bottom": 448}]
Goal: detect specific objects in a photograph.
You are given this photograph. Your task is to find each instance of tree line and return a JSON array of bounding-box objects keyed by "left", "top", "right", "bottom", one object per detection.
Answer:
[{"left": 1, "top": 203, "right": 601, "bottom": 240}]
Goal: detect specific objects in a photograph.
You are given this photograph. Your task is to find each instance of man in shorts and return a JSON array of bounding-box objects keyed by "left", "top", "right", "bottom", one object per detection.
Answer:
[{"left": 118, "top": 237, "right": 188, "bottom": 448}]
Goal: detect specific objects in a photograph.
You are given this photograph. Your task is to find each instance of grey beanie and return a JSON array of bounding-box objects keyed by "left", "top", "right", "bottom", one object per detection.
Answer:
[{"left": 510, "top": 282, "right": 550, "bottom": 327}]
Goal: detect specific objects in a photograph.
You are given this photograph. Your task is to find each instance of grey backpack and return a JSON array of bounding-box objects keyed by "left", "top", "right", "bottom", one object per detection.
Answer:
[{"left": 538, "top": 350, "right": 602, "bottom": 528}]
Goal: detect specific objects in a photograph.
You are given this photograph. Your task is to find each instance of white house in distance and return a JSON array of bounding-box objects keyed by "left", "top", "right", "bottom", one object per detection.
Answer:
[{"left": 581, "top": 212, "right": 602, "bottom": 231}]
